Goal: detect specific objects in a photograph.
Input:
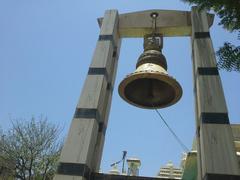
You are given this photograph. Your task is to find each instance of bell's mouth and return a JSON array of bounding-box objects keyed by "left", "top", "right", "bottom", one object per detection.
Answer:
[{"left": 118, "top": 72, "right": 182, "bottom": 109}]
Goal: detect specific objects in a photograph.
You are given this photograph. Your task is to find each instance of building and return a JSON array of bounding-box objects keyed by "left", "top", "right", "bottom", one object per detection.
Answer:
[
  {"left": 157, "top": 161, "right": 182, "bottom": 179},
  {"left": 127, "top": 158, "right": 141, "bottom": 176}
]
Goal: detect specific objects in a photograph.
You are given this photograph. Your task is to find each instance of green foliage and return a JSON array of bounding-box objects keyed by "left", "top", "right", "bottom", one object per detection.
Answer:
[
  {"left": 0, "top": 117, "right": 62, "bottom": 180},
  {"left": 183, "top": 0, "right": 240, "bottom": 72},
  {"left": 217, "top": 42, "right": 240, "bottom": 71},
  {"left": 182, "top": 0, "right": 240, "bottom": 31}
]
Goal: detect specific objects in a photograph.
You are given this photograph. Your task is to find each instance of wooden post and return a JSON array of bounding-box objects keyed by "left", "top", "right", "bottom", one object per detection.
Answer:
[
  {"left": 53, "top": 10, "right": 120, "bottom": 180},
  {"left": 191, "top": 7, "right": 240, "bottom": 180},
  {"left": 90, "top": 40, "right": 122, "bottom": 172},
  {"left": 53, "top": 8, "right": 239, "bottom": 180}
]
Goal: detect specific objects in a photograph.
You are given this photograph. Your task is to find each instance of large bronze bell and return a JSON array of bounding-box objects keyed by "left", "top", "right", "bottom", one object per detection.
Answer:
[{"left": 118, "top": 34, "right": 182, "bottom": 109}]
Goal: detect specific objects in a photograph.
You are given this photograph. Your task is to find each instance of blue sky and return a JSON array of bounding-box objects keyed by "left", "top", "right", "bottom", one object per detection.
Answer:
[{"left": 0, "top": 0, "right": 240, "bottom": 177}]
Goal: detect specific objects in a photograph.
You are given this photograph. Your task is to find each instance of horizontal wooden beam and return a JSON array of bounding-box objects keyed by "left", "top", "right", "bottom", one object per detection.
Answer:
[
  {"left": 98, "top": 9, "right": 214, "bottom": 37},
  {"left": 92, "top": 173, "right": 177, "bottom": 180}
]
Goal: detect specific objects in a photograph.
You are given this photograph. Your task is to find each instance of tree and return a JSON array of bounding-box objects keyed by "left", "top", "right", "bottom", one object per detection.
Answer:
[
  {"left": 182, "top": 0, "right": 240, "bottom": 72},
  {"left": 0, "top": 117, "right": 62, "bottom": 180}
]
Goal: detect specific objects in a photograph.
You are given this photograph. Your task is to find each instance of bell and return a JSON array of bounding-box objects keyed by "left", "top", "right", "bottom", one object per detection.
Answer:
[{"left": 118, "top": 34, "right": 182, "bottom": 109}]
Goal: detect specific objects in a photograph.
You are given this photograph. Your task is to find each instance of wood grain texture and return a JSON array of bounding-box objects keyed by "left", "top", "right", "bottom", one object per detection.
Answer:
[
  {"left": 195, "top": 76, "right": 228, "bottom": 114},
  {"left": 90, "top": 41, "right": 115, "bottom": 70},
  {"left": 90, "top": 40, "right": 121, "bottom": 172},
  {"left": 98, "top": 9, "right": 214, "bottom": 37},
  {"left": 54, "top": 10, "right": 119, "bottom": 180},
  {"left": 99, "top": 10, "right": 119, "bottom": 46},
  {"left": 59, "top": 118, "right": 98, "bottom": 164},
  {"left": 200, "top": 124, "right": 239, "bottom": 175},
  {"left": 54, "top": 175, "right": 85, "bottom": 180},
  {"left": 191, "top": 7, "right": 240, "bottom": 178},
  {"left": 193, "top": 38, "right": 218, "bottom": 68},
  {"left": 77, "top": 75, "right": 108, "bottom": 110}
]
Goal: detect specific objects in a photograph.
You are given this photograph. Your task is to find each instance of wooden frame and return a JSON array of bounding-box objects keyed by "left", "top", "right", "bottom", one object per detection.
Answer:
[{"left": 54, "top": 8, "right": 239, "bottom": 180}]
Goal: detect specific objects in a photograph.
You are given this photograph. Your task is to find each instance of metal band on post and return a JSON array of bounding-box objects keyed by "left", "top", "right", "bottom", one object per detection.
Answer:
[
  {"left": 88, "top": 68, "right": 109, "bottom": 79},
  {"left": 98, "top": 34, "right": 116, "bottom": 47},
  {"left": 197, "top": 67, "right": 219, "bottom": 75},
  {"left": 194, "top": 32, "right": 210, "bottom": 39},
  {"left": 74, "top": 108, "right": 101, "bottom": 120},
  {"left": 74, "top": 108, "right": 106, "bottom": 133},
  {"left": 200, "top": 112, "right": 230, "bottom": 124},
  {"left": 88, "top": 67, "right": 113, "bottom": 92},
  {"left": 57, "top": 163, "right": 91, "bottom": 178},
  {"left": 203, "top": 173, "right": 240, "bottom": 180}
]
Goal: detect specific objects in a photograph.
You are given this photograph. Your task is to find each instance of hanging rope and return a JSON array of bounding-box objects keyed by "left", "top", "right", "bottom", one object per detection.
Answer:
[{"left": 152, "top": 105, "right": 190, "bottom": 153}]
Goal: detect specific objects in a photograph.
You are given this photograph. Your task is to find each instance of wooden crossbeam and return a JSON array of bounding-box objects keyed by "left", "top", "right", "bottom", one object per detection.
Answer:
[
  {"left": 92, "top": 173, "right": 177, "bottom": 180},
  {"left": 98, "top": 9, "right": 214, "bottom": 37}
]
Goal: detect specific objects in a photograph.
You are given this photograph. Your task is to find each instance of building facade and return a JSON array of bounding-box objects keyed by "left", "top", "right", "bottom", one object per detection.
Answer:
[{"left": 157, "top": 161, "right": 182, "bottom": 179}]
